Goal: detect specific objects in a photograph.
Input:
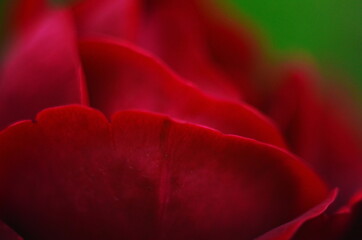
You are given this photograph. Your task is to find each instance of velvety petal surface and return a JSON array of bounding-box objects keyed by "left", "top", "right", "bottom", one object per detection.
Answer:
[
  {"left": 0, "top": 220, "right": 22, "bottom": 240},
  {"left": 10, "top": 0, "right": 48, "bottom": 35},
  {"left": 139, "top": 0, "right": 263, "bottom": 103},
  {"left": 292, "top": 192, "right": 362, "bottom": 240},
  {"left": 70, "top": 0, "right": 262, "bottom": 102},
  {"left": 267, "top": 62, "right": 362, "bottom": 205},
  {"left": 138, "top": 0, "right": 242, "bottom": 101},
  {"left": 193, "top": 0, "right": 264, "bottom": 104},
  {"left": 256, "top": 189, "right": 337, "bottom": 240},
  {"left": 72, "top": 0, "right": 140, "bottom": 41},
  {"left": 0, "top": 106, "right": 327, "bottom": 240},
  {"left": 0, "top": 10, "right": 87, "bottom": 129},
  {"left": 79, "top": 38, "right": 286, "bottom": 148}
]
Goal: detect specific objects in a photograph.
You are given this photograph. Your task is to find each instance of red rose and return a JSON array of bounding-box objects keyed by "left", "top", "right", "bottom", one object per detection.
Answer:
[{"left": 0, "top": 0, "right": 361, "bottom": 239}]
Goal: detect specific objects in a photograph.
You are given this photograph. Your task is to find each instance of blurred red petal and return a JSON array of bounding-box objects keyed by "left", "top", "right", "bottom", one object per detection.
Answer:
[
  {"left": 0, "top": 11, "right": 88, "bottom": 129},
  {"left": 196, "top": 0, "right": 263, "bottom": 97},
  {"left": 138, "top": 1, "right": 241, "bottom": 101},
  {"left": 70, "top": 0, "right": 262, "bottom": 102},
  {"left": 10, "top": 0, "right": 48, "bottom": 35},
  {"left": 72, "top": 0, "right": 140, "bottom": 41},
  {"left": 0, "top": 105, "right": 327, "bottom": 239},
  {"left": 140, "top": 0, "right": 263, "bottom": 103},
  {"left": 293, "top": 192, "right": 362, "bottom": 239},
  {"left": 79, "top": 38, "right": 286, "bottom": 148},
  {"left": 267, "top": 62, "right": 362, "bottom": 205},
  {"left": 0, "top": 220, "right": 22, "bottom": 240},
  {"left": 256, "top": 189, "right": 337, "bottom": 240}
]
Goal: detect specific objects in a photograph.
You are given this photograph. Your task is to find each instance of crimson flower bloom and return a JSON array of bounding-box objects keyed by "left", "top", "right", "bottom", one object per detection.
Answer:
[{"left": 0, "top": 0, "right": 361, "bottom": 239}]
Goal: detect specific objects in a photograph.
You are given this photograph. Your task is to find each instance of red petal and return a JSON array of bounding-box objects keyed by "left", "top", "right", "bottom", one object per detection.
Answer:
[
  {"left": 195, "top": 0, "right": 264, "bottom": 102},
  {"left": 71, "top": 0, "right": 141, "bottom": 41},
  {"left": 292, "top": 192, "right": 362, "bottom": 239},
  {"left": 267, "top": 62, "right": 362, "bottom": 205},
  {"left": 0, "top": 11, "right": 88, "bottom": 129},
  {"left": 138, "top": 1, "right": 241, "bottom": 101},
  {"left": 9, "top": 0, "right": 48, "bottom": 35},
  {"left": 0, "top": 220, "right": 22, "bottom": 240},
  {"left": 256, "top": 189, "right": 337, "bottom": 240},
  {"left": 0, "top": 106, "right": 327, "bottom": 239},
  {"left": 79, "top": 38, "right": 286, "bottom": 148},
  {"left": 140, "top": 0, "right": 263, "bottom": 103},
  {"left": 342, "top": 196, "right": 362, "bottom": 239},
  {"left": 71, "top": 0, "right": 262, "bottom": 102}
]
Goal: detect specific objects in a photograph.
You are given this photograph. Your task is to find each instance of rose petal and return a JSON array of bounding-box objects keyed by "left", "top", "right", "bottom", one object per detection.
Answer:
[
  {"left": 0, "top": 10, "right": 87, "bottom": 129},
  {"left": 342, "top": 197, "right": 362, "bottom": 239},
  {"left": 0, "top": 105, "right": 327, "bottom": 239},
  {"left": 267, "top": 62, "right": 362, "bottom": 205},
  {"left": 9, "top": 0, "right": 48, "bottom": 35},
  {"left": 138, "top": 0, "right": 241, "bottom": 101},
  {"left": 256, "top": 189, "right": 338, "bottom": 240},
  {"left": 79, "top": 38, "right": 286, "bottom": 148},
  {"left": 71, "top": 0, "right": 140, "bottom": 41},
  {"left": 140, "top": 0, "right": 263, "bottom": 103},
  {"left": 194, "top": 0, "right": 264, "bottom": 104},
  {"left": 0, "top": 220, "right": 22, "bottom": 240},
  {"left": 70, "top": 0, "right": 261, "bottom": 102},
  {"left": 292, "top": 192, "right": 362, "bottom": 240}
]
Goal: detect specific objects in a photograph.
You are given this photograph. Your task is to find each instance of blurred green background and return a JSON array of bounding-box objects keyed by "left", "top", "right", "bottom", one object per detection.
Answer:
[
  {"left": 222, "top": 0, "right": 362, "bottom": 99},
  {"left": 1, "top": 0, "right": 361, "bottom": 99}
]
